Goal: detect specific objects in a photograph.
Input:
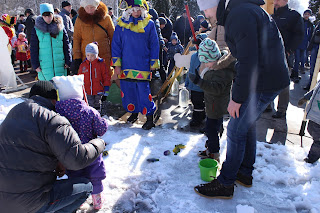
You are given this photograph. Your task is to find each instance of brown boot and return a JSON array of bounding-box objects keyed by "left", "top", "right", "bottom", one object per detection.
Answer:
[{"left": 198, "top": 149, "right": 220, "bottom": 162}]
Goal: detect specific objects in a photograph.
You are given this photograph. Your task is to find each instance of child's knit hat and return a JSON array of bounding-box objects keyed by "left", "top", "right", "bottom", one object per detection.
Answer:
[
  {"left": 159, "top": 17, "right": 167, "bottom": 25},
  {"left": 200, "top": 20, "right": 209, "bottom": 29},
  {"left": 304, "top": 9, "right": 312, "bottom": 15},
  {"left": 85, "top": 42, "right": 99, "bottom": 55},
  {"left": 18, "top": 32, "right": 26, "bottom": 37},
  {"left": 170, "top": 32, "right": 178, "bottom": 42},
  {"left": 198, "top": 38, "right": 221, "bottom": 63}
]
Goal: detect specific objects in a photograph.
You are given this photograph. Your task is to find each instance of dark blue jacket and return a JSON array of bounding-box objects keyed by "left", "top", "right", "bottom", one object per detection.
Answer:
[
  {"left": 173, "top": 16, "right": 192, "bottom": 46},
  {"left": 167, "top": 41, "right": 184, "bottom": 60},
  {"left": 217, "top": 0, "right": 290, "bottom": 103},
  {"left": 272, "top": 5, "right": 304, "bottom": 53},
  {"left": 149, "top": 8, "right": 164, "bottom": 46},
  {"left": 297, "top": 19, "right": 314, "bottom": 50},
  {"left": 161, "top": 18, "right": 173, "bottom": 41}
]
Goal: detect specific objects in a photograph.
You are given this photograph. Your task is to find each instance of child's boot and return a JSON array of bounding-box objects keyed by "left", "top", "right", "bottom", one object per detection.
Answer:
[
  {"left": 305, "top": 141, "right": 320, "bottom": 164},
  {"left": 24, "top": 63, "right": 28, "bottom": 72},
  {"left": 190, "top": 110, "right": 205, "bottom": 127},
  {"left": 19, "top": 62, "right": 23, "bottom": 73},
  {"left": 92, "top": 193, "right": 102, "bottom": 210}
]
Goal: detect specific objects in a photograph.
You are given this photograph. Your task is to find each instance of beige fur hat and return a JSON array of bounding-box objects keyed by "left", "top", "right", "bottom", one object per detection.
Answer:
[{"left": 80, "top": 0, "right": 100, "bottom": 8}]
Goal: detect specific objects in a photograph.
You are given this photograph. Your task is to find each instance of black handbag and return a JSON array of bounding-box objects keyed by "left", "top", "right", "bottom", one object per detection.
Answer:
[{"left": 313, "top": 30, "right": 320, "bottom": 44}]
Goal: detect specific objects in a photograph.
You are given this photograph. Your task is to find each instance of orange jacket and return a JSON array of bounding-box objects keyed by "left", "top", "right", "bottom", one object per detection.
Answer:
[
  {"left": 78, "top": 58, "right": 111, "bottom": 96},
  {"left": 73, "top": 2, "right": 114, "bottom": 69}
]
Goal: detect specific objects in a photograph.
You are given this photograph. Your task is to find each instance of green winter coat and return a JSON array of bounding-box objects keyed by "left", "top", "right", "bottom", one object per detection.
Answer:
[
  {"left": 35, "top": 28, "right": 66, "bottom": 80},
  {"left": 198, "top": 62, "right": 235, "bottom": 119}
]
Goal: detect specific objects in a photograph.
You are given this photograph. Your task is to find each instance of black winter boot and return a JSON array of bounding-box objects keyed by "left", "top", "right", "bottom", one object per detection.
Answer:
[
  {"left": 190, "top": 110, "right": 205, "bottom": 127},
  {"left": 236, "top": 172, "right": 253, "bottom": 187},
  {"left": 142, "top": 115, "right": 155, "bottom": 130},
  {"left": 127, "top": 113, "right": 139, "bottom": 123},
  {"left": 194, "top": 179, "right": 234, "bottom": 199}
]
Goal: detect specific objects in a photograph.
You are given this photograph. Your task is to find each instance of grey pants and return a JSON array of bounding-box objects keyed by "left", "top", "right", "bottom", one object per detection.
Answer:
[
  {"left": 276, "top": 86, "right": 289, "bottom": 113},
  {"left": 307, "top": 120, "right": 320, "bottom": 163},
  {"left": 87, "top": 94, "right": 102, "bottom": 109}
]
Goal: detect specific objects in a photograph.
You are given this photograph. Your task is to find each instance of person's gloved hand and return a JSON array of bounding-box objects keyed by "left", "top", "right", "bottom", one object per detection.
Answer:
[
  {"left": 298, "top": 97, "right": 308, "bottom": 106},
  {"left": 189, "top": 70, "right": 202, "bottom": 85},
  {"left": 55, "top": 162, "right": 66, "bottom": 178},
  {"left": 71, "top": 59, "right": 82, "bottom": 75},
  {"left": 100, "top": 86, "right": 109, "bottom": 102},
  {"left": 101, "top": 96, "right": 107, "bottom": 102}
]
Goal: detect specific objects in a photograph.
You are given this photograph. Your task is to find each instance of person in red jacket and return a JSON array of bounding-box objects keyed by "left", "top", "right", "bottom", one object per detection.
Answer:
[
  {"left": 78, "top": 42, "right": 111, "bottom": 109},
  {"left": 13, "top": 32, "right": 29, "bottom": 73}
]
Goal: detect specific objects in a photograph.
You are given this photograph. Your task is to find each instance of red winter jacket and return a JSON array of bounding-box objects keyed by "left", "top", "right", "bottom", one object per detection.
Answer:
[{"left": 78, "top": 57, "right": 111, "bottom": 96}]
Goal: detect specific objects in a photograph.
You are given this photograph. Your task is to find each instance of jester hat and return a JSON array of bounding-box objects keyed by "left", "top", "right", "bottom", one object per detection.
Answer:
[
  {"left": 119, "top": 0, "right": 149, "bottom": 10},
  {"left": 1, "top": 14, "right": 16, "bottom": 27}
]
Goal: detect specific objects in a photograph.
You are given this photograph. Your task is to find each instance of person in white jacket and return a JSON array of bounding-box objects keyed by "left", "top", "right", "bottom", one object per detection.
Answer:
[{"left": 0, "top": 27, "right": 17, "bottom": 91}]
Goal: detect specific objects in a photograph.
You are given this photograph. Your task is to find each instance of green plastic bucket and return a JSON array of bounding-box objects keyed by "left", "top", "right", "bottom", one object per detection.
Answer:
[{"left": 198, "top": 158, "right": 218, "bottom": 182}]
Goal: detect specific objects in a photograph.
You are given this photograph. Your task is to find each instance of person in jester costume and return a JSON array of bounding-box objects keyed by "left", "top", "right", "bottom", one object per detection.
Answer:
[{"left": 112, "top": 0, "right": 160, "bottom": 130}]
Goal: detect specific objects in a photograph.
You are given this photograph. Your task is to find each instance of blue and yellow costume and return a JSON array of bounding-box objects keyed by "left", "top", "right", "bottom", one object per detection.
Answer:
[{"left": 112, "top": 0, "right": 160, "bottom": 115}]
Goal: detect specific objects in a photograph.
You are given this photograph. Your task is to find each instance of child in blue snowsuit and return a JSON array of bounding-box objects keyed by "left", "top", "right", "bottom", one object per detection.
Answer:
[
  {"left": 111, "top": 0, "right": 160, "bottom": 130},
  {"left": 166, "top": 32, "right": 184, "bottom": 74}
]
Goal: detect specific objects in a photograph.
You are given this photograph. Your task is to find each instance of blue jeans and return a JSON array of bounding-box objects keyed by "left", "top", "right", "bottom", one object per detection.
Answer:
[
  {"left": 308, "top": 44, "right": 319, "bottom": 87},
  {"left": 36, "top": 177, "right": 93, "bottom": 213},
  {"left": 218, "top": 91, "right": 281, "bottom": 186},
  {"left": 292, "top": 49, "right": 306, "bottom": 76}
]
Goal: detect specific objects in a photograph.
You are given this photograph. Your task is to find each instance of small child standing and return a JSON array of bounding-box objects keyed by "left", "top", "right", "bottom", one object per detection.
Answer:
[
  {"left": 298, "top": 81, "right": 320, "bottom": 164},
  {"left": 185, "top": 33, "right": 208, "bottom": 127},
  {"left": 166, "top": 32, "right": 184, "bottom": 74},
  {"left": 78, "top": 42, "right": 111, "bottom": 110},
  {"left": 53, "top": 75, "right": 108, "bottom": 210},
  {"left": 189, "top": 38, "right": 234, "bottom": 162},
  {"left": 13, "top": 32, "right": 29, "bottom": 73}
]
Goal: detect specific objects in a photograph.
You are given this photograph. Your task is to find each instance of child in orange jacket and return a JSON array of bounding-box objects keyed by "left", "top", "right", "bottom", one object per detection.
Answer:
[{"left": 78, "top": 42, "right": 111, "bottom": 109}]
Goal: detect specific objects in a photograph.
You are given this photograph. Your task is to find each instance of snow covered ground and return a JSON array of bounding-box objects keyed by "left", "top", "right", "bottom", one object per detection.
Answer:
[{"left": 0, "top": 93, "right": 319, "bottom": 213}]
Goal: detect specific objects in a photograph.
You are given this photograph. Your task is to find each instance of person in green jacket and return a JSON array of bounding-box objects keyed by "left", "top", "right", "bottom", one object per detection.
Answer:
[
  {"left": 189, "top": 38, "right": 235, "bottom": 162},
  {"left": 30, "top": 3, "right": 72, "bottom": 81}
]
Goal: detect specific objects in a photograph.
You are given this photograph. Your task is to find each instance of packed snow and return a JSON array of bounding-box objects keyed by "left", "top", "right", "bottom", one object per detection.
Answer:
[{"left": 0, "top": 93, "right": 319, "bottom": 213}]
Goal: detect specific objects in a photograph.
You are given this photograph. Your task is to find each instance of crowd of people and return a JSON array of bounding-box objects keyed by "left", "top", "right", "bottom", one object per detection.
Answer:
[{"left": 0, "top": 0, "right": 320, "bottom": 212}]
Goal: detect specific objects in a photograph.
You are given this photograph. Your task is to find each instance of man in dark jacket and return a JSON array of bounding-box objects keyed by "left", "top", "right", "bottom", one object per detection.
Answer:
[
  {"left": 173, "top": 10, "right": 192, "bottom": 47},
  {"left": 60, "top": 1, "right": 74, "bottom": 42},
  {"left": 271, "top": 0, "right": 304, "bottom": 118},
  {"left": 194, "top": 0, "right": 289, "bottom": 198},
  {"left": 24, "top": 8, "right": 36, "bottom": 41},
  {"left": 293, "top": 9, "right": 313, "bottom": 76},
  {"left": 159, "top": 13, "right": 173, "bottom": 42},
  {"left": 24, "top": 8, "right": 37, "bottom": 74},
  {"left": 0, "top": 81, "right": 106, "bottom": 213},
  {"left": 148, "top": 2, "right": 167, "bottom": 83}
]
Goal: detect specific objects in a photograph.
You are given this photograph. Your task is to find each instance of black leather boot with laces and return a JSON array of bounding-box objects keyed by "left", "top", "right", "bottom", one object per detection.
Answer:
[{"left": 194, "top": 179, "right": 234, "bottom": 199}]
